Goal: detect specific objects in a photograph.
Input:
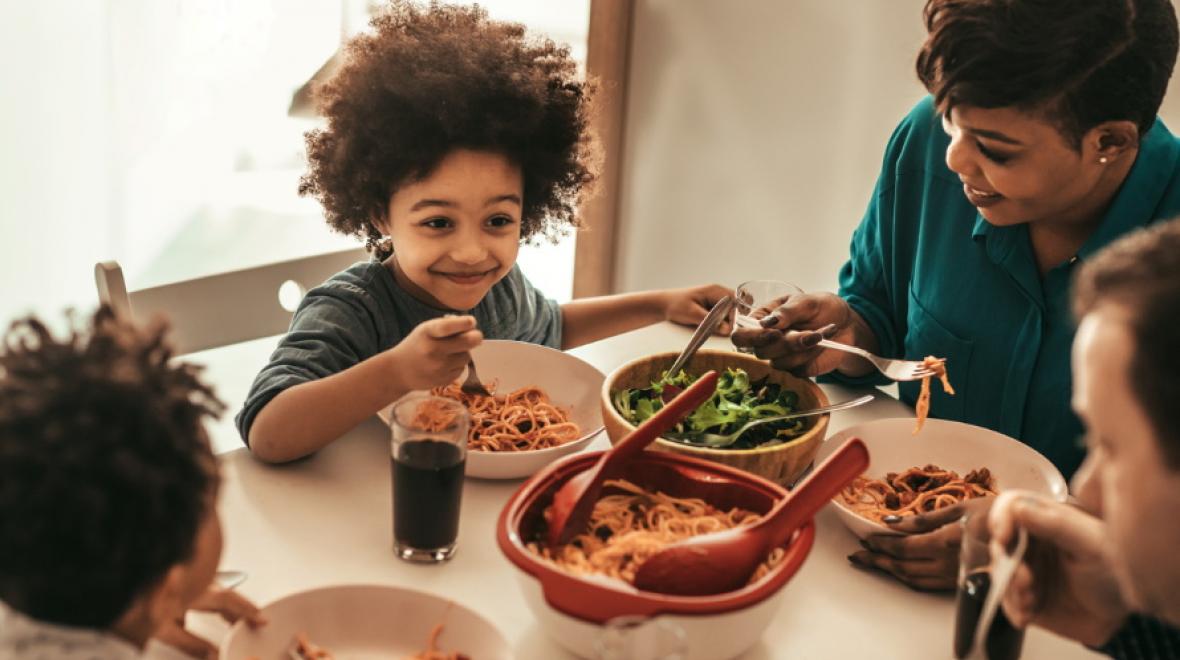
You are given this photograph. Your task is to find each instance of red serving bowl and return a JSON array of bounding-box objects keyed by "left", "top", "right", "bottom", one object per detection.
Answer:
[{"left": 496, "top": 449, "right": 815, "bottom": 659}]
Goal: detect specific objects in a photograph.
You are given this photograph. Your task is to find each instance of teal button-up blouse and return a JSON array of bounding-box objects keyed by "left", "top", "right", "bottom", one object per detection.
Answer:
[{"left": 831, "top": 96, "right": 1180, "bottom": 477}]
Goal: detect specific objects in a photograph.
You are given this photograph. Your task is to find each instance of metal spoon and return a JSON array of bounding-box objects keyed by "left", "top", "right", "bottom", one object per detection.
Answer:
[
  {"left": 687, "top": 394, "right": 876, "bottom": 447},
  {"left": 665, "top": 296, "right": 735, "bottom": 379}
]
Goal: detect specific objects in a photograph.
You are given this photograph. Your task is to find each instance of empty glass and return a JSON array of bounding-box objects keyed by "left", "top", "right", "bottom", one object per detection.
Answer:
[{"left": 733, "top": 280, "right": 804, "bottom": 352}]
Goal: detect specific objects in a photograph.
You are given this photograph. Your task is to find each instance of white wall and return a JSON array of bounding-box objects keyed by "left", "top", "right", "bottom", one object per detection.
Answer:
[
  {"left": 615, "top": 0, "right": 1180, "bottom": 295},
  {"left": 0, "top": 2, "right": 113, "bottom": 322}
]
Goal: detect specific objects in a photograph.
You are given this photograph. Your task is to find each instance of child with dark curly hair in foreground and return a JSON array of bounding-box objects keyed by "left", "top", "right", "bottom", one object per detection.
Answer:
[
  {"left": 0, "top": 307, "right": 264, "bottom": 659},
  {"left": 238, "top": 1, "right": 731, "bottom": 462}
]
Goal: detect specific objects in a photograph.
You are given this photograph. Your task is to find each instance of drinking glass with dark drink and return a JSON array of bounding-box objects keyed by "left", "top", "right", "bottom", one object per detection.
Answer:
[
  {"left": 390, "top": 394, "right": 469, "bottom": 563},
  {"left": 954, "top": 511, "right": 1025, "bottom": 660}
]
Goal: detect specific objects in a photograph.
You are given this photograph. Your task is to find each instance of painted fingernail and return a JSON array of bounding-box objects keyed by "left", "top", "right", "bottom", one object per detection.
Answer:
[
  {"left": 847, "top": 553, "right": 865, "bottom": 566},
  {"left": 801, "top": 332, "right": 822, "bottom": 348},
  {"left": 882, "top": 514, "right": 902, "bottom": 524},
  {"left": 858, "top": 539, "right": 874, "bottom": 552}
]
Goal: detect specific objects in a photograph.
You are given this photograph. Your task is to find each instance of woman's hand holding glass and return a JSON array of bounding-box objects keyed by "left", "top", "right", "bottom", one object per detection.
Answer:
[{"left": 731, "top": 291, "right": 878, "bottom": 378}]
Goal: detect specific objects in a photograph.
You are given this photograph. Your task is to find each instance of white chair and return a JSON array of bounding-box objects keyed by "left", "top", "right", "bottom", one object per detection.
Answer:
[{"left": 95, "top": 247, "right": 370, "bottom": 355}]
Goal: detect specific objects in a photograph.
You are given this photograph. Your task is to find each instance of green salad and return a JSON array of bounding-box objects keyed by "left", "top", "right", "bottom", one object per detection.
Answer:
[{"left": 611, "top": 368, "right": 807, "bottom": 449}]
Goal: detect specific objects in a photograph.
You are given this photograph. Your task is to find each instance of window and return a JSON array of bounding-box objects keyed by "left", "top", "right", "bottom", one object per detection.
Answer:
[{"left": 0, "top": 0, "right": 589, "bottom": 326}]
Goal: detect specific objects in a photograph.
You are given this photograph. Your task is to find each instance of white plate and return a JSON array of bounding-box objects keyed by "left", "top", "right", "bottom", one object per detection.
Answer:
[
  {"left": 816, "top": 417, "right": 1068, "bottom": 539},
  {"left": 219, "top": 584, "right": 509, "bottom": 659},
  {"left": 449, "top": 340, "right": 606, "bottom": 479}
]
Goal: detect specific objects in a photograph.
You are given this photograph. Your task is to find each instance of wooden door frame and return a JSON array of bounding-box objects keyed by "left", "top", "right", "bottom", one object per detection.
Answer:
[{"left": 573, "top": 0, "right": 635, "bottom": 298}]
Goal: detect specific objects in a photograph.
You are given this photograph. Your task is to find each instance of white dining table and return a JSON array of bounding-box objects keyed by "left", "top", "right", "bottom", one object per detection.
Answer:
[{"left": 191, "top": 322, "right": 1100, "bottom": 659}]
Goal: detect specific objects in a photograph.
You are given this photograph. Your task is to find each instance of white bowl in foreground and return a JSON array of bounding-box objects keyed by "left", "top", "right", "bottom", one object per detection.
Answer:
[
  {"left": 463, "top": 340, "right": 605, "bottom": 479},
  {"left": 513, "top": 572, "right": 790, "bottom": 660},
  {"left": 815, "top": 417, "right": 1068, "bottom": 539},
  {"left": 220, "top": 584, "right": 509, "bottom": 659}
]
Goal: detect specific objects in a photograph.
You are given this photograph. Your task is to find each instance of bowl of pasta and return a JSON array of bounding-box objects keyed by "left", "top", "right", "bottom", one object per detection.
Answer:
[
  {"left": 220, "top": 584, "right": 509, "bottom": 659},
  {"left": 815, "top": 417, "right": 1069, "bottom": 539},
  {"left": 429, "top": 340, "right": 605, "bottom": 479},
  {"left": 602, "top": 349, "right": 830, "bottom": 486},
  {"left": 496, "top": 448, "right": 815, "bottom": 660}
]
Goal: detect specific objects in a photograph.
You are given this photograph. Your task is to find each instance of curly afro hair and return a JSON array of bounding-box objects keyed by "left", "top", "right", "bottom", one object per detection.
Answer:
[
  {"left": 0, "top": 307, "right": 222, "bottom": 628},
  {"left": 299, "top": 1, "right": 597, "bottom": 255}
]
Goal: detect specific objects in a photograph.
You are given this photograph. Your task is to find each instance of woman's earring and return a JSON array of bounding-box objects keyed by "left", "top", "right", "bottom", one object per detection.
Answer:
[{"left": 1099, "top": 156, "right": 1109, "bottom": 164}]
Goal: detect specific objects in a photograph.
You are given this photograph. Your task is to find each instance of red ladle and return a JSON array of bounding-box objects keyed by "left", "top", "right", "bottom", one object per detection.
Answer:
[
  {"left": 545, "top": 370, "right": 720, "bottom": 547},
  {"left": 632, "top": 437, "right": 869, "bottom": 596}
]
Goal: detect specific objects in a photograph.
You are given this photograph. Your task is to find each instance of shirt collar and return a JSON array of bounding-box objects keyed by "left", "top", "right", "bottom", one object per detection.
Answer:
[{"left": 971, "top": 212, "right": 992, "bottom": 242}]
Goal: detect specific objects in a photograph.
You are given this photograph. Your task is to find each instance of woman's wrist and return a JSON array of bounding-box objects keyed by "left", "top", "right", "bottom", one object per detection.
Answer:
[{"left": 833, "top": 305, "right": 879, "bottom": 378}]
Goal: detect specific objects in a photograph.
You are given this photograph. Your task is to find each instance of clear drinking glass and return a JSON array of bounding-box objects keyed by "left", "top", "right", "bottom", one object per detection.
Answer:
[
  {"left": 594, "top": 615, "right": 687, "bottom": 660},
  {"left": 733, "top": 280, "right": 804, "bottom": 352},
  {"left": 953, "top": 512, "right": 1026, "bottom": 660},
  {"left": 389, "top": 394, "right": 469, "bottom": 563}
]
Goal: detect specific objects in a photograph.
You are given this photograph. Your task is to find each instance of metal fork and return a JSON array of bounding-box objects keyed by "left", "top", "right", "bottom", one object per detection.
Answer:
[
  {"left": 460, "top": 358, "right": 492, "bottom": 396},
  {"left": 816, "top": 338, "right": 937, "bottom": 381}
]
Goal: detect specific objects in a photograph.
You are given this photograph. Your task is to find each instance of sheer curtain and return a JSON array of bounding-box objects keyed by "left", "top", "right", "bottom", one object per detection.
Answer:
[{"left": 0, "top": 0, "right": 587, "bottom": 328}]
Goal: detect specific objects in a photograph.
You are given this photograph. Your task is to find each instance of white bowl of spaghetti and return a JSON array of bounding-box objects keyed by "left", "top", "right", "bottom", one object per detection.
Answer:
[
  {"left": 219, "top": 583, "right": 509, "bottom": 659},
  {"left": 814, "top": 418, "right": 1068, "bottom": 539},
  {"left": 431, "top": 340, "right": 605, "bottom": 480}
]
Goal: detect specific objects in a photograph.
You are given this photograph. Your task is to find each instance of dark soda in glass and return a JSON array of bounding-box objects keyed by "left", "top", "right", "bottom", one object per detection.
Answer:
[
  {"left": 391, "top": 439, "right": 465, "bottom": 556},
  {"left": 953, "top": 569, "right": 1025, "bottom": 660}
]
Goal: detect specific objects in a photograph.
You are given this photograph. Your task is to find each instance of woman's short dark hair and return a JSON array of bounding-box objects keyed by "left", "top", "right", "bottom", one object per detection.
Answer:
[
  {"left": 1074, "top": 219, "right": 1180, "bottom": 468},
  {"left": 299, "top": 0, "right": 596, "bottom": 255},
  {"left": 0, "top": 307, "right": 222, "bottom": 627},
  {"left": 916, "top": 0, "right": 1179, "bottom": 146}
]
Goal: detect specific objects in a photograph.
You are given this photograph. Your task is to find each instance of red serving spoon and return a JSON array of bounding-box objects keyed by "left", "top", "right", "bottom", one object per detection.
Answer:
[
  {"left": 545, "top": 370, "right": 720, "bottom": 547},
  {"left": 632, "top": 437, "right": 869, "bottom": 596}
]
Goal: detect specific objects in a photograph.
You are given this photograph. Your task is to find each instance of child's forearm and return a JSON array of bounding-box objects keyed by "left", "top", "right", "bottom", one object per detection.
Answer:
[
  {"left": 560, "top": 291, "right": 670, "bottom": 349},
  {"left": 248, "top": 351, "right": 410, "bottom": 463}
]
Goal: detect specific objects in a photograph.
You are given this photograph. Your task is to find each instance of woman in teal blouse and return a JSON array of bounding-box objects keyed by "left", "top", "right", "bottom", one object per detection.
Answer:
[{"left": 734, "top": 0, "right": 1180, "bottom": 590}]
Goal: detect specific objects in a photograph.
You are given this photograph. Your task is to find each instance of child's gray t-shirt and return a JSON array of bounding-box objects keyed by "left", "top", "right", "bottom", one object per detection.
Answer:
[{"left": 235, "top": 259, "right": 562, "bottom": 445}]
